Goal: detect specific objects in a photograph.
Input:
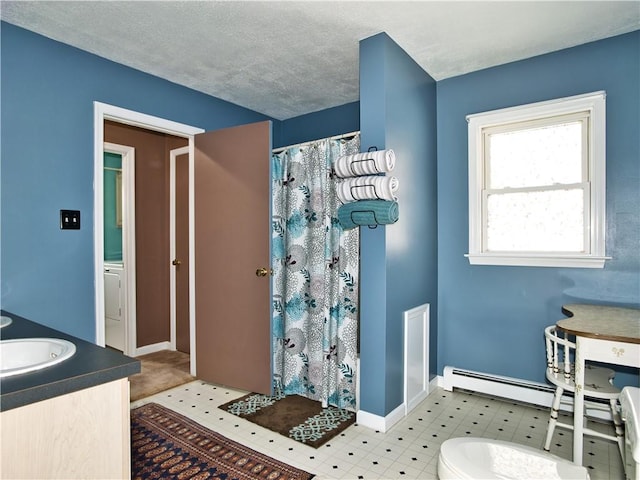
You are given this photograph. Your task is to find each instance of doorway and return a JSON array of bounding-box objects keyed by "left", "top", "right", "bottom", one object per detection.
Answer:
[
  {"left": 103, "top": 121, "right": 189, "bottom": 356},
  {"left": 94, "top": 103, "right": 274, "bottom": 394},
  {"left": 103, "top": 143, "right": 135, "bottom": 353},
  {"left": 94, "top": 102, "right": 203, "bottom": 375},
  {"left": 170, "top": 147, "right": 190, "bottom": 353}
]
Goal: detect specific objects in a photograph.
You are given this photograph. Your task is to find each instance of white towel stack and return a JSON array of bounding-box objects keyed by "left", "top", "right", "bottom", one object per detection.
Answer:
[
  {"left": 334, "top": 149, "right": 398, "bottom": 204},
  {"left": 334, "top": 149, "right": 396, "bottom": 178},
  {"left": 336, "top": 175, "right": 399, "bottom": 203}
]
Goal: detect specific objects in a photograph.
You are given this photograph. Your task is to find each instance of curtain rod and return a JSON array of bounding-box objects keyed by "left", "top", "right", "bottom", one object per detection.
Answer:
[{"left": 272, "top": 130, "right": 360, "bottom": 154}]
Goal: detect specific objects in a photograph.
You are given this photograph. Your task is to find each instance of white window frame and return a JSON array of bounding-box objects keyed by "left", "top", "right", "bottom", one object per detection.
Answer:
[{"left": 466, "top": 91, "right": 609, "bottom": 268}]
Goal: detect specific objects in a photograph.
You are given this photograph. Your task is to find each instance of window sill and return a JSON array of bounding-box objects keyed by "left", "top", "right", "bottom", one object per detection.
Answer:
[{"left": 465, "top": 253, "right": 610, "bottom": 268}]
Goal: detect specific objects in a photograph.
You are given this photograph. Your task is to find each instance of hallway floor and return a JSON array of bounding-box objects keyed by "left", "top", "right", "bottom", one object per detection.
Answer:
[
  {"left": 131, "top": 381, "right": 625, "bottom": 479},
  {"left": 129, "top": 350, "right": 193, "bottom": 401}
]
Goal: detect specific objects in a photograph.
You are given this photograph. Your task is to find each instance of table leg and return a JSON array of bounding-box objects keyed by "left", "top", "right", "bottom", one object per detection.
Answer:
[{"left": 573, "top": 337, "right": 585, "bottom": 465}]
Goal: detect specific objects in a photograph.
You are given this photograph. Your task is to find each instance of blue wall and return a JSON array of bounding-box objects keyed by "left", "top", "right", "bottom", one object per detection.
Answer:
[
  {"left": 0, "top": 22, "right": 362, "bottom": 342},
  {"left": 437, "top": 31, "right": 640, "bottom": 387},
  {"left": 276, "top": 102, "right": 360, "bottom": 148},
  {"left": 2, "top": 19, "right": 637, "bottom": 400},
  {"left": 359, "top": 33, "right": 438, "bottom": 416},
  {"left": 0, "top": 22, "right": 272, "bottom": 340}
]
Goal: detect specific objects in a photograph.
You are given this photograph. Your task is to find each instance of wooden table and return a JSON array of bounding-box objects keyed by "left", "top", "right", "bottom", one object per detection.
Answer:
[{"left": 557, "top": 304, "right": 640, "bottom": 465}]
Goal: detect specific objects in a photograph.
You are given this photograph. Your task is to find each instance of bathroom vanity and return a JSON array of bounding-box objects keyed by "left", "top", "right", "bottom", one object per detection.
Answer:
[{"left": 0, "top": 311, "right": 140, "bottom": 479}]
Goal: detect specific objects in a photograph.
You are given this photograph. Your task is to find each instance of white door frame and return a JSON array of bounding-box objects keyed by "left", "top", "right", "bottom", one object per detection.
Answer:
[
  {"left": 94, "top": 102, "right": 203, "bottom": 374},
  {"left": 103, "top": 142, "right": 136, "bottom": 355},
  {"left": 169, "top": 146, "right": 190, "bottom": 350}
]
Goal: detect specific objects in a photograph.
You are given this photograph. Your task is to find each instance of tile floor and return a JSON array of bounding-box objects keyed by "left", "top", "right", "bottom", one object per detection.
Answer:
[{"left": 131, "top": 381, "right": 625, "bottom": 479}]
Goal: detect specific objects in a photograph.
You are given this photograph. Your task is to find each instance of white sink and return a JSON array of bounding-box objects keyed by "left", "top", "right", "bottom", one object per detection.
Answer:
[
  {"left": 0, "top": 338, "right": 76, "bottom": 378},
  {"left": 0, "top": 316, "right": 12, "bottom": 328}
]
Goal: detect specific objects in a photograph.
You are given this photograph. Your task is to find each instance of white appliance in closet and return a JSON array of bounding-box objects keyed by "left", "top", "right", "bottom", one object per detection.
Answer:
[{"left": 104, "top": 262, "right": 125, "bottom": 351}]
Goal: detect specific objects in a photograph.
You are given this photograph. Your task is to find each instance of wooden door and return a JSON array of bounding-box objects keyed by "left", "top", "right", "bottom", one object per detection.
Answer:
[
  {"left": 175, "top": 151, "right": 190, "bottom": 353},
  {"left": 194, "top": 121, "right": 272, "bottom": 395}
]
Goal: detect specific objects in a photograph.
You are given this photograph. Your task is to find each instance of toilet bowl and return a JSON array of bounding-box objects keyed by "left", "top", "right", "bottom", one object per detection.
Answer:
[
  {"left": 438, "top": 437, "right": 589, "bottom": 480},
  {"left": 620, "top": 386, "right": 639, "bottom": 480}
]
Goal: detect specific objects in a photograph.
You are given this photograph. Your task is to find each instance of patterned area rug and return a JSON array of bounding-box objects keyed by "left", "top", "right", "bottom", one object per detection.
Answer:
[
  {"left": 218, "top": 394, "right": 356, "bottom": 449},
  {"left": 131, "top": 402, "right": 314, "bottom": 480}
]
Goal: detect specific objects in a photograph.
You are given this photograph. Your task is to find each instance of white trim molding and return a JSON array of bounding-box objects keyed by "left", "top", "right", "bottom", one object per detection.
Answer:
[
  {"left": 357, "top": 377, "right": 440, "bottom": 432},
  {"left": 466, "top": 91, "right": 609, "bottom": 268},
  {"left": 464, "top": 253, "right": 611, "bottom": 269},
  {"left": 357, "top": 404, "right": 405, "bottom": 433},
  {"left": 103, "top": 143, "right": 136, "bottom": 355},
  {"left": 133, "top": 341, "right": 173, "bottom": 357},
  {"left": 169, "top": 146, "right": 190, "bottom": 351},
  {"left": 93, "top": 102, "right": 203, "bottom": 369}
]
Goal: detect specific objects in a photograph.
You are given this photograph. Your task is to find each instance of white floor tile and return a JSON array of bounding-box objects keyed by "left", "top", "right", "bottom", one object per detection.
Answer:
[{"left": 132, "top": 381, "right": 625, "bottom": 480}]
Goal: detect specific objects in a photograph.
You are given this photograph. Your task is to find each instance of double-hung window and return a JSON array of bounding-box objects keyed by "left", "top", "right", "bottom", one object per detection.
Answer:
[{"left": 466, "top": 91, "right": 608, "bottom": 268}]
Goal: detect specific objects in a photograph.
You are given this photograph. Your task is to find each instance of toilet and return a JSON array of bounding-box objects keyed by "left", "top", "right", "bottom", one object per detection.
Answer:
[
  {"left": 438, "top": 437, "right": 590, "bottom": 480},
  {"left": 620, "top": 386, "right": 639, "bottom": 480}
]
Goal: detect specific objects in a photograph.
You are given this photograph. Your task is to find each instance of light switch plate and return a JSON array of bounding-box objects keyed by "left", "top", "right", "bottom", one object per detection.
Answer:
[{"left": 60, "top": 210, "right": 80, "bottom": 230}]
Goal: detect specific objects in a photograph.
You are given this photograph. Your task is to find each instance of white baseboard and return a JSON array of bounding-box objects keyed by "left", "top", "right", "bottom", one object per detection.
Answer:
[
  {"left": 357, "top": 403, "right": 405, "bottom": 433},
  {"left": 133, "top": 341, "right": 172, "bottom": 357},
  {"left": 357, "top": 377, "right": 440, "bottom": 432},
  {"left": 430, "top": 376, "right": 441, "bottom": 391}
]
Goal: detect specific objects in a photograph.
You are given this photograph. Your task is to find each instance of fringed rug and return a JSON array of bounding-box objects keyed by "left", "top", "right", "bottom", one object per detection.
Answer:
[
  {"left": 218, "top": 394, "right": 356, "bottom": 449},
  {"left": 131, "top": 402, "right": 314, "bottom": 480}
]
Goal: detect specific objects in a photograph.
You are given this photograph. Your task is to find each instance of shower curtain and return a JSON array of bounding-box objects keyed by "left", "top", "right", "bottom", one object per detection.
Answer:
[{"left": 272, "top": 134, "right": 360, "bottom": 410}]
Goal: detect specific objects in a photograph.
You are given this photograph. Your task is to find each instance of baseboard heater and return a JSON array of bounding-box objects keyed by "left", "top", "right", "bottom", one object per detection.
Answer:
[{"left": 442, "top": 366, "right": 612, "bottom": 421}]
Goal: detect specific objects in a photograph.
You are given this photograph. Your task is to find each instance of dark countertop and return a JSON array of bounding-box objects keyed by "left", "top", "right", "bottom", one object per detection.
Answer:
[{"left": 0, "top": 311, "right": 140, "bottom": 412}]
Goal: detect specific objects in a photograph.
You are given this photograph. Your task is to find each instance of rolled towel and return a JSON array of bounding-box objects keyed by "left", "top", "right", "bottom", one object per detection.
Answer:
[
  {"left": 338, "top": 200, "right": 399, "bottom": 230},
  {"left": 334, "top": 149, "right": 395, "bottom": 178},
  {"left": 336, "top": 176, "right": 399, "bottom": 203}
]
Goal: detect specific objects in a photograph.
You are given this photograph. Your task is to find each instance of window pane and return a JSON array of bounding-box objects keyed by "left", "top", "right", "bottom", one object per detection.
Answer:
[
  {"left": 488, "top": 121, "right": 583, "bottom": 189},
  {"left": 486, "top": 189, "right": 584, "bottom": 252}
]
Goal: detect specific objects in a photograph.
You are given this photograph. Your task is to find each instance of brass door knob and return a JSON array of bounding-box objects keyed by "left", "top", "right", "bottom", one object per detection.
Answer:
[
  {"left": 172, "top": 259, "right": 181, "bottom": 266},
  {"left": 256, "top": 267, "right": 271, "bottom": 277}
]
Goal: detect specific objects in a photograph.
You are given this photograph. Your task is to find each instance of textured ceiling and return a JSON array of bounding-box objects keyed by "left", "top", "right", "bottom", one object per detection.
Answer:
[{"left": 2, "top": 1, "right": 638, "bottom": 120}]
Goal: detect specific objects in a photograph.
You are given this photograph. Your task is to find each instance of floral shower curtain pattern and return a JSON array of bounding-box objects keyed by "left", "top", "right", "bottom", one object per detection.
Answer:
[{"left": 272, "top": 134, "right": 360, "bottom": 410}]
